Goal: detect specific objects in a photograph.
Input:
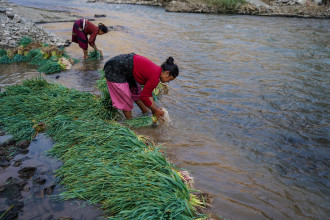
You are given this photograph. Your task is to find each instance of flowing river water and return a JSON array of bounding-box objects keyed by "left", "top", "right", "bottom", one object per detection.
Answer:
[{"left": 1, "top": 0, "right": 330, "bottom": 219}]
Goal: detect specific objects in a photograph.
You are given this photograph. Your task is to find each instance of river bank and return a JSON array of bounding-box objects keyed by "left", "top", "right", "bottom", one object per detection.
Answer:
[
  {"left": 0, "top": 0, "right": 79, "bottom": 47},
  {"left": 90, "top": 0, "right": 330, "bottom": 18}
]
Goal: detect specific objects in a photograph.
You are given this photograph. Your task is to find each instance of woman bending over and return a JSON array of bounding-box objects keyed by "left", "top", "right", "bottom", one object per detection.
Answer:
[
  {"left": 103, "top": 53, "right": 179, "bottom": 119},
  {"left": 72, "top": 19, "right": 108, "bottom": 58}
]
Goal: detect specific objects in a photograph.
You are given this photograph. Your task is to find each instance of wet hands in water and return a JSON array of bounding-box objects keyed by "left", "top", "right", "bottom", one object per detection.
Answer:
[
  {"left": 98, "top": 49, "right": 103, "bottom": 57},
  {"left": 153, "top": 107, "right": 164, "bottom": 120}
]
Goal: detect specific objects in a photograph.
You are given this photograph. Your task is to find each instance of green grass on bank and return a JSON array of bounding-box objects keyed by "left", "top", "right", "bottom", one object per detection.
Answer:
[
  {"left": 204, "top": 0, "right": 246, "bottom": 12},
  {"left": 0, "top": 77, "right": 206, "bottom": 219}
]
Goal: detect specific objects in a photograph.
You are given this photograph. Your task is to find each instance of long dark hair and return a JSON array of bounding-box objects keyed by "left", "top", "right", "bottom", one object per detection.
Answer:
[
  {"left": 161, "top": 57, "right": 179, "bottom": 77},
  {"left": 98, "top": 23, "right": 108, "bottom": 33}
]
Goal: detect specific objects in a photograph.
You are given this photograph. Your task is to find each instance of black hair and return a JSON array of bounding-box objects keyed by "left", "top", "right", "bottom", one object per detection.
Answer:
[
  {"left": 161, "top": 57, "right": 179, "bottom": 77},
  {"left": 98, "top": 23, "right": 108, "bottom": 33}
]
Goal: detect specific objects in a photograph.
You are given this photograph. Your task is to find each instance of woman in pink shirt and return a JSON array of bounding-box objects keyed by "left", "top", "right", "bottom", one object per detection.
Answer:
[{"left": 103, "top": 53, "right": 179, "bottom": 119}]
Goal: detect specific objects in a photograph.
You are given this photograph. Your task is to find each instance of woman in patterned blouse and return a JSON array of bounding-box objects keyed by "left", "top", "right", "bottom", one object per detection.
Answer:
[
  {"left": 103, "top": 53, "right": 179, "bottom": 119},
  {"left": 72, "top": 19, "right": 108, "bottom": 58}
]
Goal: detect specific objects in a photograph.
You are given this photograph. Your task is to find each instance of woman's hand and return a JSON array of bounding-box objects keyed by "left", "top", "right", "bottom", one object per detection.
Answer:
[
  {"left": 94, "top": 47, "right": 103, "bottom": 57},
  {"left": 98, "top": 49, "right": 103, "bottom": 57},
  {"left": 153, "top": 107, "right": 164, "bottom": 120}
]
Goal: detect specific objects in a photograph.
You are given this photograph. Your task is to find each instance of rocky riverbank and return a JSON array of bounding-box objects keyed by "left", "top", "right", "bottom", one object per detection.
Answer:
[
  {"left": 90, "top": 0, "right": 330, "bottom": 18},
  {"left": 0, "top": 0, "right": 78, "bottom": 48}
]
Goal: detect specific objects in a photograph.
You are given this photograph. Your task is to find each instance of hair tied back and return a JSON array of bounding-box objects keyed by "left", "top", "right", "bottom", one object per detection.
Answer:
[{"left": 166, "top": 57, "right": 174, "bottom": 65}]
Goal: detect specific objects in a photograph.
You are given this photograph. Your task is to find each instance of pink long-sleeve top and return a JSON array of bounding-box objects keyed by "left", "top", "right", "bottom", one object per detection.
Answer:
[{"left": 132, "top": 55, "right": 162, "bottom": 107}]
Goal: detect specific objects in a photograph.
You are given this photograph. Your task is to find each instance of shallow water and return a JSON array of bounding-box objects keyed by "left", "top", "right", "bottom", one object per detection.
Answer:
[
  {"left": 3, "top": 0, "right": 330, "bottom": 219},
  {"left": 0, "top": 134, "right": 105, "bottom": 219}
]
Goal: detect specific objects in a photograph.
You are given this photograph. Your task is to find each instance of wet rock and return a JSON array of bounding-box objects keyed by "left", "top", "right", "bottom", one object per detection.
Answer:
[
  {"left": 23, "top": 185, "right": 30, "bottom": 192},
  {"left": 0, "top": 177, "right": 27, "bottom": 200},
  {"left": 0, "top": 160, "right": 10, "bottom": 167},
  {"left": 34, "top": 184, "right": 56, "bottom": 198},
  {"left": 18, "top": 148, "right": 29, "bottom": 154},
  {"left": 0, "top": 131, "right": 5, "bottom": 136},
  {"left": 58, "top": 217, "right": 73, "bottom": 220},
  {"left": 6, "top": 155, "right": 14, "bottom": 160},
  {"left": 40, "top": 170, "right": 48, "bottom": 175},
  {"left": 18, "top": 167, "right": 36, "bottom": 179},
  {"left": 16, "top": 140, "right": 30, "bottom": 149},
  {"left": 94, "top": 14, "right": 106, "bottom": 17},
  {"left": 0, "top": 138, "right": 16, "bottom": 148},
  {"left": 13, "top": 160, "right": 22, "bottom": 167},
  {"left": 34, "top": 177, "right": 46, "bottom": 185},
  {"left": 34, "top": 189, "right": 45, "bottom": 198},
  {"left": 44, "top": 184, "right": 56, "bottom": 195},
  {"left": 64, "top": 39, "right": 71, "bottom": 47},
  {"left": 44, "top": 215, "right": 55, "bottom": 220},
  {"left": 0, "top": 149, "right": 5, "bottom": 156}
]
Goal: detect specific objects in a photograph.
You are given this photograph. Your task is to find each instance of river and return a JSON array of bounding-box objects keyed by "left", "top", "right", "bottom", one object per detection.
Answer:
[{"left": 2, "top": 0, "right": 330, "bottom": 219}]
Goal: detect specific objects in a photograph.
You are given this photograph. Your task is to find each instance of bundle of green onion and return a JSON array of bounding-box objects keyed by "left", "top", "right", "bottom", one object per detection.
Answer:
[
  {"left": 0, "top": 36, "right": 78, "bottom": 74},
  {"left": 19, "top": 36, "right": 34, "bottom": 47},
  {"left": 88, "top": 49, "right": 101, "bottom": 60},
  {"left": 124, "top": 115, "right": 157, "bottom": 128},
  {"left": 0, "top": 77, "right": 206, "bottom": 219}
]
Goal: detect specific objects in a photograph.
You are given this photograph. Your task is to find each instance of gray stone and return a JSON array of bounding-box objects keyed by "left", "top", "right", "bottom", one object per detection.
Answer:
[
  {"left": 13, "top": 14, "right": 21, "bottom": 23},
  {"left": 5, "top": 10, "right": 14, "bottom": 18},
  {"left": 3, "top": 32, "right": 10, "bottom": 37},
  {"left": 9, "top": 41, "right": 17, "bottom": 47},
  {"left": 18, "top": 30, "right": 27, "bottom": 35}
]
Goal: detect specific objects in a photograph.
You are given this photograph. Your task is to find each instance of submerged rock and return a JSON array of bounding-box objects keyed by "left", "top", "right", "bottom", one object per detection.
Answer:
[
  {"left": 94, "top": 14, "right": 106, "bottom": 17},
  {"left": 18, "top": 167, "right": 36, "bottom": 179}
]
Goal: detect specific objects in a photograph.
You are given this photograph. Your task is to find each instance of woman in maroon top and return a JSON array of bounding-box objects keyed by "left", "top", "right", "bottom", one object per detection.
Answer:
[
  {"left": 72, "top": 19, "right": 108, "bottom": 58},
  {"left": 103, "top": 53, "right": 179, "bottom": 119}
]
